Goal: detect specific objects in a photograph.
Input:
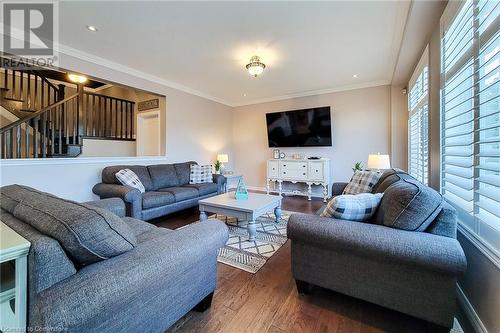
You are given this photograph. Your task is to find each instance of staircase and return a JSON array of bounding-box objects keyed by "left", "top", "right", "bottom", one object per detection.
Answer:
[{"left": 0, "top": 64, "right": 136, "bottom": 159}]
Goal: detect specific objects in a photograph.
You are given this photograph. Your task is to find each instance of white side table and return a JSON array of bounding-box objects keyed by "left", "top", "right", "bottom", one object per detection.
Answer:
[
  {"left": 0, "top": 221, "right": 30, "bottom": 332},
  {"left": 222, "top": 174, "right": 243, "bottom": 192}
]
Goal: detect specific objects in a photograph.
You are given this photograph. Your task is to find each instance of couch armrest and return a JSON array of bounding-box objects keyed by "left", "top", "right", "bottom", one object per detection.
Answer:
[
  {"left": 92, "top": 183, "right": 142, "bottom": 218},
  {"left": 288, "top": 213, "right": 467, "bottom": 275},
  {"left": 331, "top": 182, "right": 348, "bottom": 196},
  {"left": 36, "top": 220, "right": 229, "bottom": 329},
  {"left": 84, "top": 198, "right": 126, "bottom": 218},
  {"left": 213, "top": 174, "right": 227, "bottom": 194}
]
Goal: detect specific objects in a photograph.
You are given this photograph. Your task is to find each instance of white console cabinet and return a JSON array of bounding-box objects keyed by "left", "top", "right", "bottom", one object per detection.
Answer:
[{"left": 266, "top": 158, "right": 330, "bottom": 202}]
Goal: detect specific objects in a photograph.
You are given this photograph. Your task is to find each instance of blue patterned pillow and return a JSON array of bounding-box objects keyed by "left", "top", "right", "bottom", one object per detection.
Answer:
[{"left": 320, "top": 193, "right": 383, "bottom": 221}]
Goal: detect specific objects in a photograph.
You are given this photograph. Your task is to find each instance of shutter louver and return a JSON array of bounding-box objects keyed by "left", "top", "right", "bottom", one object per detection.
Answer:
[{"left": 441, "top": 0, "right": 500, "bottom": 255}]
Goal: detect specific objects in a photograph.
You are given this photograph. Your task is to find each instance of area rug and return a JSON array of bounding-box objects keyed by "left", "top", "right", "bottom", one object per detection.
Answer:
[{"left": 208, "top": 210, "right": 293, "bottom": 273}]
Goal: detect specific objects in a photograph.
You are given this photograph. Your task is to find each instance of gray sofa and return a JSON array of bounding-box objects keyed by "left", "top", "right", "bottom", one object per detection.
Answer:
[
  {"left": 92, "top": 161, "right": 226, "bottom": 220},
  {"left": 0, "top": 184, "right": 229, "bottom": 333},
  {"left": 287, "top": 169, "right": 467, "bottom": 329}
]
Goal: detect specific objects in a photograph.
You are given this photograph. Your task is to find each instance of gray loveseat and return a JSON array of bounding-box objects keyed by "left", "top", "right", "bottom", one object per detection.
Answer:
[
  {"left": 287, "top": 169, "right": 467, "bottom": 330},
  {"left": 0, "top": 184, "right": 229, "bottom": 333},
  {"left": 93, "top": 161, "right": 226, "bottom": 220}
]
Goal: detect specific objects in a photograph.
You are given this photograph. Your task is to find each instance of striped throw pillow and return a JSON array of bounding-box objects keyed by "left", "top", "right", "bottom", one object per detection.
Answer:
[{"left": 115, "top": 169, "right": 146, "bottom": 193}]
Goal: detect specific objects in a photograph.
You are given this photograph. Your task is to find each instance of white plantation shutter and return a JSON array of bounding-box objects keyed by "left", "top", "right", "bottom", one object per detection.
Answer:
[
  {"left": 441, "top": 0, "right": 500, "bottom": 255},
  {"left": 408, "top": 58, "right": 429, "bottom": 185}
]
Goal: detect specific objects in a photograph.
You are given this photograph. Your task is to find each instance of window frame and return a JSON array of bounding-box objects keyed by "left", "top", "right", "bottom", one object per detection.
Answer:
[
  {"left": 440, "top": 0, "right": 500, "bottom": 265},
  {"left": 408, "top": 46, "right": 430, "bottom": 185}
]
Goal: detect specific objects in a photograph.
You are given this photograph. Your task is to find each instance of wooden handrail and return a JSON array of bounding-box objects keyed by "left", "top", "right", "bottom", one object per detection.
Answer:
[
  {"left": 84, "top": 91, "right": 135, "bottom": 104},
  {"left": 0, "top": 94, "right": 77, "bottom": 133}
]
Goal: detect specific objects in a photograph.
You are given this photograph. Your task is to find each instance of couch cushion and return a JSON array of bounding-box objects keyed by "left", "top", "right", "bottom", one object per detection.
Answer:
[
  {"left": 373, "top": 175, "right": 443, "bottom": 231},
  {"left": 122, "top": 217, "right": 157, "bottom": 236},
  {"left": 371, "top": 168, "right": 406, "bottom": 193},
  {"left": 174, "top": 161, "right": 197, "bottom": 185},
  {"left": 142, "top": 191, "right": 175, "bottom": 209},
  {"left": 159, "top": 186, "right": 199, "bottom": 202},
  {"left": 101, "top": 165, "right": 154, "bottom": 191},
  {"left": 148, "top": 164, "right": 180, "bottom": 189},
  {"left": 184, "top": 183, "right": 218, "bottom": 196},
  {"left": 2, "top": 185, "right": 137, "bottom": 266}
]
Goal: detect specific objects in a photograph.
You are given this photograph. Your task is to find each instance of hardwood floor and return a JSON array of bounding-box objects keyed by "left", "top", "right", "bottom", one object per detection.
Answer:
[{"left": 153, "top": 193, "right": 456, "bottom": 333}]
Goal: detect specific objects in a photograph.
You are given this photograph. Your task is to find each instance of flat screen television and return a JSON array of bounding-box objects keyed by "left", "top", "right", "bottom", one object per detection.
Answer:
[{"left": 265, "top": 106, "right": 332, "bottom": 147}]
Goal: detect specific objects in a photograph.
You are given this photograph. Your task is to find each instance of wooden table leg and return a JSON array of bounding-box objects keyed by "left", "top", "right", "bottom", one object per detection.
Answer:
[
  {"left": 274, "top": 206, "right": 282, "bottom": 223},
  {"left": 247, "top": 219, "right": 256, "bottom": 241}
]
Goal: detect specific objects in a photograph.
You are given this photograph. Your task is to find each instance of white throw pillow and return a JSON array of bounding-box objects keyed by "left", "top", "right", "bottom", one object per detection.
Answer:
[
  {"left": 320, "top": 193, "right": 383, "bottom": 221},
  {"left": 343, "top": 170, "right": 382, "bottom": 195},
  {"left": 189, "top": 165, "right": 213, "bottom": 184},
  {"left": 115, "top": 169, "right": 146, "bottom": 193}
]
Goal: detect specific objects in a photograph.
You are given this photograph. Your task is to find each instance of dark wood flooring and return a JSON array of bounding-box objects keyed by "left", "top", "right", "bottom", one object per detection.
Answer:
[{"left": 151, "top": 193, "right": 463, "bottom": 333}]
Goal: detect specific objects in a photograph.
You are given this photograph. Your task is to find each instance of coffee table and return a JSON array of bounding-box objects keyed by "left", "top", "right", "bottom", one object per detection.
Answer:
[{"left": 199, "top": 192, "right": 282, "bottom": 241}]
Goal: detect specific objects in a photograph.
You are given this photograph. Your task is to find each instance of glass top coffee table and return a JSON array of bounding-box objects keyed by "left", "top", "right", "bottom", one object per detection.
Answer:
[{"left": 198, "top": 192, "right": 282, "bottom": 241}]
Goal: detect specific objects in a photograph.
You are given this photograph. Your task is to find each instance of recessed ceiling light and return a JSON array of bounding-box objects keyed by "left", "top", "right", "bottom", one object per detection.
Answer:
[
  {"left": 243, "top": 93, "right": 247, "bottom": 97},
  {"left": 353, "top": 74, "right": 358, "bottom": 78},
  {"left": 86, "top": 25, "right": 98, "bottom": 32}
]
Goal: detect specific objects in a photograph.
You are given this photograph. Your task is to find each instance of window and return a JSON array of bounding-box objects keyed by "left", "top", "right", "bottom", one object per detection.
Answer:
[
  {"left": 441, "top": 0, "right": 499, "bottom": 255},
  {"left": 408, "top": 48, "right": 429, "bottom": 184}
]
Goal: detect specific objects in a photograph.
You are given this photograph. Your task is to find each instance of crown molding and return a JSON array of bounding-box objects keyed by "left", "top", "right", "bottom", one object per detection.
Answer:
[
  {"left": 231, "top": 80, "right": 391, "bottom": 107},
  {"left": 3, "top": 31, "right": 392, "bottom": 108}
]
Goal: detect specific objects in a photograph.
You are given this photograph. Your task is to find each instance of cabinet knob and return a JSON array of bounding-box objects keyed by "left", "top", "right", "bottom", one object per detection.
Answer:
[
  {"left": 283, "top": 172, "right": 286, "bottom": 174},
  {"left": 316, "top": 170, "right": 318, "bottom": 172},
  {"left": 303, "top": 173, "right": 306, "bottom": 175},
  {"left": 303, "top": 165, "right": 306, "bottom": 168},
  {"left": 283, "top": 164, "right": 286, "bottom": 167}
]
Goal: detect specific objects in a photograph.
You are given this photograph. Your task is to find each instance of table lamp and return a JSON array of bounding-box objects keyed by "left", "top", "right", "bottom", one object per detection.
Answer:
[
  {"left": 367, "top": 153, "right": 391, "bottom": 173},
  {"left": 217, "top": 154, "right": 229, "bottom": 173}
]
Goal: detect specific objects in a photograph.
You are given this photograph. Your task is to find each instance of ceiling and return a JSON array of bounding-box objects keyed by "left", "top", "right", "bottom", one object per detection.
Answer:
[{"left": 59, "top": 1, "right": 412, "bottom": 106}]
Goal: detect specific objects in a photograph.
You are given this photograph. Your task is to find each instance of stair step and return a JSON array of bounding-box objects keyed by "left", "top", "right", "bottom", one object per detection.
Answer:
[
  {"left": 20, "top": 108, "right": 37, "bottom": 113},
  {"left": 3, "top": 96, "right": 24, "bottom": 103}
]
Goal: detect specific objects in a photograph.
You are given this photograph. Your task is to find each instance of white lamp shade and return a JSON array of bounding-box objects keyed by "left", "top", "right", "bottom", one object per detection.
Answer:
[
  {"left": 217, "top": 154, "right": 229, "bottom": 163},
  {"left": 367, "top": 154, "right": 391, "bottom": 170}
]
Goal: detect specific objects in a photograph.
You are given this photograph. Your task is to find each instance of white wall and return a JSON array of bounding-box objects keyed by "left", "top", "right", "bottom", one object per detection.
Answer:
[
  {"left": 0, "top": 157, "right": 169, "bottom": 201},
  {"left": 231, "top": 85, "right": 392, "bottom": 193},
  {"left": 80, "top": 138, "right": 136, "bottom": 157}
]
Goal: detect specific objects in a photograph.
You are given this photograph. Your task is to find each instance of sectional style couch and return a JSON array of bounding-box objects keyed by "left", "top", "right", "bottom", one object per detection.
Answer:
[
  {"left": 0, "top": 184, "right": 229, "bottom": 333},
  {"left": 287, "top": 169, "right": 467, "bottom": 329},
  {"left": 93, "top": 161, "right": 226, "bottom": 220}
]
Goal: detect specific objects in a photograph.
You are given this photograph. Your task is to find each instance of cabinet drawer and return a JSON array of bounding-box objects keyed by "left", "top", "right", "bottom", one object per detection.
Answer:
[
  {"left": 309, "top": 162, "right": 325, "bottom": 180},
  {"left": 280, "top": 161, "right": 307, "bottom": 170},
  {"left": 268, "top": 160, "right": 279, "bottom": 178},
  {"left": 280, "top": 168, "right": 308, "bottom": 180}
]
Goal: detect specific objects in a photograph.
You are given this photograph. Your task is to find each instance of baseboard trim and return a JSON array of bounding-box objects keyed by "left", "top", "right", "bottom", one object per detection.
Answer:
[
  {"left": 457, "top": 284, "right": 488, "bottom": 333},
  {"left": 246, "top": 185, "right": 326, "bottom": 199}
]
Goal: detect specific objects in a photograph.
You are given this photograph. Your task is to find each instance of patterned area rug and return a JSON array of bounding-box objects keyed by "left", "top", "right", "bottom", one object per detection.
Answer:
[{"left": 208, "top": 210, "right": 292, "bottom": 273}]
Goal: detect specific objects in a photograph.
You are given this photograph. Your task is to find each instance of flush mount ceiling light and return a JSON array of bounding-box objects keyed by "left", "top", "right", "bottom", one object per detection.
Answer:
[
  {"left": 353, "top": 74, "right": 358, "bottom": 78},
  {"left": 86, "top": 25, "right": 98, "bottom": 32},
  {"left": 246, "top": 56, "right": 266, "bottom": 77},
  {"left": 68, "top": 74, "right": 88, "bottom": 84}
]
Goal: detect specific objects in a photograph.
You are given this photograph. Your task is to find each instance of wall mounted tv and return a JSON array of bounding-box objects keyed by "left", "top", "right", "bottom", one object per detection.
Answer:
[{"left": 265, "top": 106, "right": 332, "bottom": 147}]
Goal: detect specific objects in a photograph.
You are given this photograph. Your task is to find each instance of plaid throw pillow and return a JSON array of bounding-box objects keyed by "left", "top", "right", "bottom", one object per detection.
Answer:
[
  {"left": 190, "top": 165, "right": 212, "bottom": 184},
  {"left": 343, "top": 170, "right": 382, "bottom": 195},
  {"left": 320, "top": 193, "right": 383, "bottom": 221},
  {"left": 115, "top": 169, "right": 146, "bottom": 193}
]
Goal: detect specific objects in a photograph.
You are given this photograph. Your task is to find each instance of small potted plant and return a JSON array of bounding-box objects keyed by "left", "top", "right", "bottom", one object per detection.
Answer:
[
  {"left": 352, "top": 162, "right": 363, "bottom": 173},
  {"left": 214, "top": 160, "right": 222, "bottom": 174}
]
